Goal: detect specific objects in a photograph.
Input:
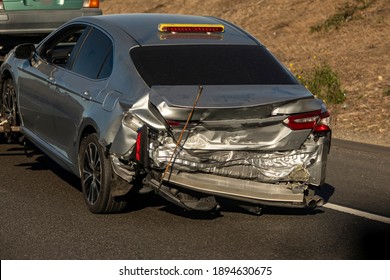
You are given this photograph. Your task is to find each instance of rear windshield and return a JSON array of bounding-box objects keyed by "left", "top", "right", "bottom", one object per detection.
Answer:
[{"left": 130, "top": 45, "right": 298, "bottom": 87}]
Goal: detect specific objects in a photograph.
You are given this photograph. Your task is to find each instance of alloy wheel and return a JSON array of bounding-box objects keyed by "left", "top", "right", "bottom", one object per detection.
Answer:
[{"left": 82, "top": 142, "right": 102, "bottom": 205}]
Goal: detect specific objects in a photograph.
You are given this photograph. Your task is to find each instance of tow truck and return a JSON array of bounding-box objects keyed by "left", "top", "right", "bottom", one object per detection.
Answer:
[{"left": 0, "top": 117, "right": 21, "bottom": 142}]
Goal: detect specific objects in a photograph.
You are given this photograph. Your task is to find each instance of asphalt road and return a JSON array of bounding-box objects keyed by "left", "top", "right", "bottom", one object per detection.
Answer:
[{"left": 0, "top": 138, "right": 389, "bottom": 260}]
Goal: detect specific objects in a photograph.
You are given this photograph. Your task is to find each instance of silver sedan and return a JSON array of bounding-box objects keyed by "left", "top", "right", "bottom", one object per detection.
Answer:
[{"left": 0, "top": 14, "right": 331, "bottom": 214}]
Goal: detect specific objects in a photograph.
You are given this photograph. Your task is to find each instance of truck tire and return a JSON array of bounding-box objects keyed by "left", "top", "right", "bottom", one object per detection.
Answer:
[{"left": 1, "top": 78, "right": 20, "bottom": 143}]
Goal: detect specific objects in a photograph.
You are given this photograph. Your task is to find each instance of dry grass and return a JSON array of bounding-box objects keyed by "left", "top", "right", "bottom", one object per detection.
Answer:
[{"left": 101, "top": 0, "right": 390, "bottom": 147}]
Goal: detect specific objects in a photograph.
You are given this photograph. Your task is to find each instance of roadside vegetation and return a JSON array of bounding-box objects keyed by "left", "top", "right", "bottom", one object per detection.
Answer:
[
  {"left": 310, "top": 0, "right": 376, "bottom": 32},
  {"left": 384, "top": 85, "right": 390, "bottom": 97},
  {"left": 289, "top": 61, "right": 346, "bottom": 104}
]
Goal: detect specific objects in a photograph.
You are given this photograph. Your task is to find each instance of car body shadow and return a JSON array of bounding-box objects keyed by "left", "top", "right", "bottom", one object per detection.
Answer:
[
  {"left": 9, "top": 141, "right": 336, "bottom": 219},
  {"left": 14, "top": 152, "right": 82, "bottom": 193}
]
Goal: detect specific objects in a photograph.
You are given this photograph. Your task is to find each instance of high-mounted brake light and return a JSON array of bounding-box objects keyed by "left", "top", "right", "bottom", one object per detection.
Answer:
[
  {"left": 83, "top": 0, "right": 99, "bottom": 8},
  {"left": 283, "top": 110, "right": 331, "bottom": 132},
  {"left": 158, "top": 23, "right": 225, "bottom": 33}
]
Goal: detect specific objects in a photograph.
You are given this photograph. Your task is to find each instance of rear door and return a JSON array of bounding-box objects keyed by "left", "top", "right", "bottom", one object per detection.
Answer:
[
  {"left": 17, "top": 59, "right": 58, "bottom": 142},
  {"left": 50, "top": 26, "right": 113, "bottom": 162}
]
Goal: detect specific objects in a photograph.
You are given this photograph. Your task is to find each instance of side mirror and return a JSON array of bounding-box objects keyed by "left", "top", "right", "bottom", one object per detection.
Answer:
[{"left": 14, "top": 43, "right": 36, "bottom": 60}]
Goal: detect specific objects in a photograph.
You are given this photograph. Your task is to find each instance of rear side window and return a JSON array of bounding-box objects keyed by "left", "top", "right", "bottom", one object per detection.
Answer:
[
  {"left": 130, "top": 45, "right": 298, "bottom": 87},
  {"left": 72, "top": 28, "right": 113, "bottom": 79}
]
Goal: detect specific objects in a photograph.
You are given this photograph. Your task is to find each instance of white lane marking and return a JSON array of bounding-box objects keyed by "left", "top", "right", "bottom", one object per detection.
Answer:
[{"left": 324, "top": 203, "right": 390, "bottom": 224}]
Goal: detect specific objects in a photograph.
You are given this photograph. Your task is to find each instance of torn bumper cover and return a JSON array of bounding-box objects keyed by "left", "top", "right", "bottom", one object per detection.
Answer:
[
  {"left": 149, "top": 135, "right": 329, "bottom": 208},
  {"left": 152, "top": 137, "right": 328, "bottom": 185}
]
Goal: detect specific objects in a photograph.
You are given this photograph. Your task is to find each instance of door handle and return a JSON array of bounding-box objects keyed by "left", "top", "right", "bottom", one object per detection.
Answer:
[
  {"left": 82, "top": 91, "right": 92, "bottom": 101},
  {"left": 47, "top": 76, "right": 56, "bottom": 85}
]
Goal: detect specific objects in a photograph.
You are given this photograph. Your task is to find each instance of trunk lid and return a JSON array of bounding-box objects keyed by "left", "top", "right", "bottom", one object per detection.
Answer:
[
  {"left": 149, "top": 84, "right": 318, "bottom": 121},
  {"left": 148, "top": 85, "right": 324, "bottom": 151}
]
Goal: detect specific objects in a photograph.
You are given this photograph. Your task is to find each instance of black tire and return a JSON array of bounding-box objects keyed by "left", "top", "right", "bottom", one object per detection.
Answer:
[
  {"left": 79, "top": 133, "right": 127, "bottom": 213},
  {"left": 1, "top": 78, "right": 20, "bottom": 143}
]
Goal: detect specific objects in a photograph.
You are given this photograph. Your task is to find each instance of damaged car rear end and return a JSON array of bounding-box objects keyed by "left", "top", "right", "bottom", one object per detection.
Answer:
[
  {"left": 108, "top": 21, "right": 331, "bottom": 214},
  {"left": 121, "top": 84, "right": 331, "bottom": 213},
  {"left": 0, "top": 14, "right": 331, "bottom": 215}
]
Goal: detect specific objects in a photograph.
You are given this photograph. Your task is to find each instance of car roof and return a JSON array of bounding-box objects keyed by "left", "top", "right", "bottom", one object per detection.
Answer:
[{"left": 74, "top": 13, "right": 260, "bottom": 46}]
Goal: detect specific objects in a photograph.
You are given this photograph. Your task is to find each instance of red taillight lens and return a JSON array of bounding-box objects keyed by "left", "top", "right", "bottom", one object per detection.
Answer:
[
  {"left": 314, "top": 111, "right": 331, "bottom": 132},
  {"left": 167, "top": 120, "right": 181, "bottom": 127},
  {"left": 167, "top": 120, "right": 199, "bottom": 129},
  {"left": 0, "top": 0, "right": 4, "bottom": 10},
  {"left": 284, "top": 110, "right": 321, "bottom": 130},
  {"left": 283, "top": 110, "right": 331, "bottom": 132},
  {"left": 132, "top": 125, "right": 149, "bottom": 166},
  {"left": 83, "top": 0, "right": 99, "bottom": 8},
  {"left": 135, "top": 131, "right": 142, "bottom": 162}
]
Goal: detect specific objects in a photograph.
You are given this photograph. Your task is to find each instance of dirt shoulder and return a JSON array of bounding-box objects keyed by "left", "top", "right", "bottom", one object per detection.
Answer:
[{"left": 101, "top": 0, "right": 390, "bottom": 147}]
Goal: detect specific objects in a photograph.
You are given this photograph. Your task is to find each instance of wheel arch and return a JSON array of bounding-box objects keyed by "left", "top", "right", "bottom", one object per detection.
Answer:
[
  {"left": 75, "top": 119, "right": 99, "bottom": 174},
  {"left": 1, "top": 69, "right": 13, "bottom": 80},
  {"left": 79, "top": 124, "right": 97, "bottom": 144}
]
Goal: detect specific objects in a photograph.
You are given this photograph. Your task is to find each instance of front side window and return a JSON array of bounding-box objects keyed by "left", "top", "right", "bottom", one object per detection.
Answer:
[
  {"left": 130, "top": 45, "right": 298, "bottom": 87},
  {"left": 38, "top": 25, "right": 87, "bottom": 67},
  {"left": 71, "top": 28, "right": 113, "bottom": 79}
]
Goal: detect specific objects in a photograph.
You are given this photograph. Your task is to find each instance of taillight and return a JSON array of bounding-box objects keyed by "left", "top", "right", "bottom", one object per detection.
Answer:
[
  {"left": 83, "top": 0, "right": 99, "bottom": 8},
  {"left": 167, "top": 120, "right": 199, "bottom": 129},
  {"left": 123, "top": 114, "right": 144, "bottom": 132},
  {"left": 135, "top": 131, "right": 142, "bottom": 162},
  {"left": 0, "top": 0, "right": 4, "bottom": 10},
  {"left": 283, "top": 110, "right": 331, "bottom": 132},
  {"left": 314, "top": 111, "right": 331, "bottom": 132},
  {"left": 132, "top": 125, "right": 149, "bottom": 166},
  {"left": 167, "top": 120, "right": 181, "bottom": 127}
]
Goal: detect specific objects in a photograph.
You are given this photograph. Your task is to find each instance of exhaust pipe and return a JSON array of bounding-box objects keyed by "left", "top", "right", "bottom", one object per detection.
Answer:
[
  {"left": 305, "top": 195, "right": 325, "bottom": 208},
  {"left": 315, "top": 196, "right": 325, "bottom": 207}
]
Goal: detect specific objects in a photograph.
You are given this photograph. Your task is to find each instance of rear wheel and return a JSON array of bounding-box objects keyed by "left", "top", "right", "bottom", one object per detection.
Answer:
[{"left": 79, "top": 133, "right": 127, "bottom": 213}]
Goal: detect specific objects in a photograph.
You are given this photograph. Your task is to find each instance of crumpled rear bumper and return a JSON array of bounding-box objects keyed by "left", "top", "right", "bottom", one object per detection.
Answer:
[
  {"left": 151, "top": 133, "right": 330, "bottom": 209},
  {"left": 161, "top": 172, "right": 315, "bottom": 208}
]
